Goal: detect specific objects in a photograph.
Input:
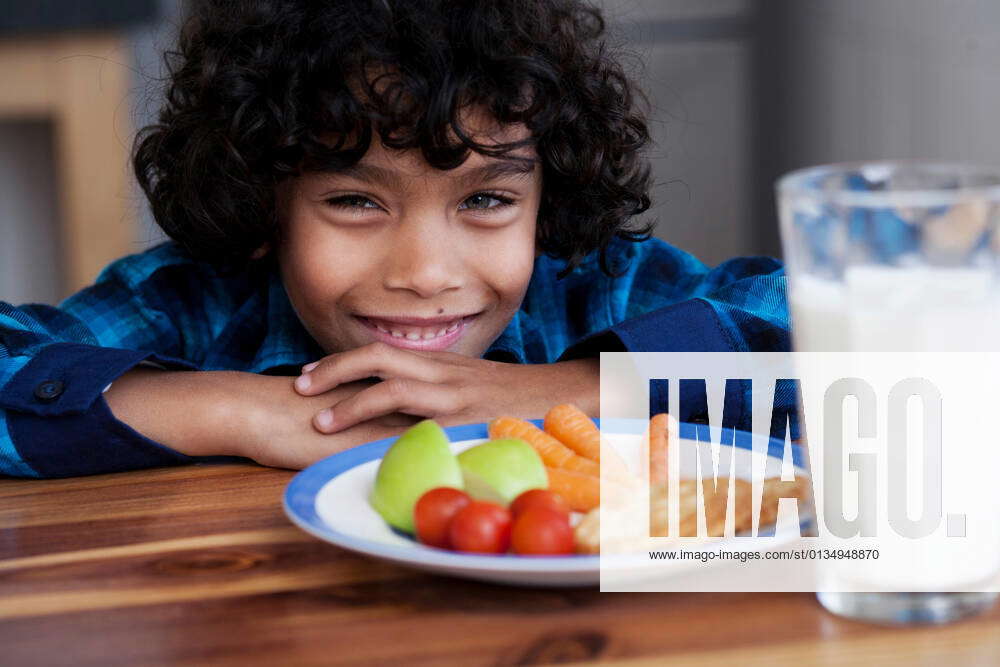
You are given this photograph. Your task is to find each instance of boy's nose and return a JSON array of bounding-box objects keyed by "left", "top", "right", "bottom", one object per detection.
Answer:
[{"left": 382, "top": 222, "right": 464, "bottom": 299}]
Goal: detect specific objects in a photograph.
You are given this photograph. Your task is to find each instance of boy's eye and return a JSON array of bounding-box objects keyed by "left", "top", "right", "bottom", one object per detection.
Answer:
[
  {"left": 459, "top": 193, "right": 514, "bottom": 211},
  {"left": 325, "top": 195, "right": 381, "bottom": 210}
]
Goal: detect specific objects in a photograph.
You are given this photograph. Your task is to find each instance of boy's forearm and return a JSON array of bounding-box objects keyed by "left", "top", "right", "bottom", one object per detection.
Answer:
[
  {"left": 103, "top": 358, "right": 599, "bottom": 465},
  {"left": 103, "top": 369, "right": 409, "bottom": 469},
  {"left": 103, "top": 368, "right": 272, "bottom": 458}
]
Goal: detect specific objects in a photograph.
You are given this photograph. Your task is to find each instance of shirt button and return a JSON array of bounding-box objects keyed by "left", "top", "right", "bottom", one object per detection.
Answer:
[{"left": 34, "top": 380, "right": 65, "bottom": 402}]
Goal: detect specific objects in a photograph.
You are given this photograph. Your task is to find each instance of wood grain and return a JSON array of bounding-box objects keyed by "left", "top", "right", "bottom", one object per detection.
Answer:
[
  {"left": 0, "top": 527, "right": 310, "bottom": 572},
  {"left": 588, "top": 619, "right": 1000, "bottom": 666},
  {"left": 2, "top": 462, "right": 999, "bottom": 666},
  {"left": 0, "top": 466, "right": 291, "bottom": 529}
]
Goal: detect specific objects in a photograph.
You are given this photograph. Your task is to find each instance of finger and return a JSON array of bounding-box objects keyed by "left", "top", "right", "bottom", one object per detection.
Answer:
[
  {"left": 295, "top": 342, "right": 448, "bottom": 395},
  {"left": 312, "top": 378, "right": 463, "bottom": 433}
]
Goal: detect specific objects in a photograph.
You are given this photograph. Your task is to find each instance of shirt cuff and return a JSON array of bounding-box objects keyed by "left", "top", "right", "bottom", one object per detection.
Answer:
[
  {"left": 0, "top": 343, "right": 198, "bottom": 477},
  {"left": 559, "top": 298, "right": 735, "bottom": 360},
  {"left": 609, "top": 299, "right": 735, "bottom": 353},
  {"left": 0, "top": 342, "right": 194, "bottom": 416},
  {"left": 7, "top": 396, "right": 196, "bottom": 477},
  {"left": 559, "top": 299, "right": 740, "bottom": 423}
]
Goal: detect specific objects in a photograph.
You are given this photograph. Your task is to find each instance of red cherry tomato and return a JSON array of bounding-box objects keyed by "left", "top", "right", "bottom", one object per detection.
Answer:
[
  {"left": 414, "top": 487, "right": 471, "bottom": 549},
  {"left": 448, "top": 501, "right": 513, "bottom": 554},
  {"left": 510, "top": 489, "right": 570, "bottom": 520},
  {"left": 511, "top": 507, "right": 575, "bottom": 556}
]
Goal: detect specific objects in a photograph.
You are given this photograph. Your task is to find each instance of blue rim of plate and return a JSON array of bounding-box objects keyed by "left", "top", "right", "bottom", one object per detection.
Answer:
[{"left": 283, "top": 419, "right": 807, "bottom": 572}]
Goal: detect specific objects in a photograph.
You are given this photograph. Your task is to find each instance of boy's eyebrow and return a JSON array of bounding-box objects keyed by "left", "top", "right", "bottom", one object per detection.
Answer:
[
  {"left": 455, "top": 159, "right": 538, "bottom": 188},
  {"left": 322, "top": 158, "right": 537, "bottom": 190},
  {"left": 327, "top": 163, "right": 405, "bottom": 190}
]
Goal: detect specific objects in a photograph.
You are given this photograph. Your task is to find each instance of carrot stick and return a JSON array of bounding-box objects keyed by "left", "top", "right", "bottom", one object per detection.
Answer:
[
  {"left": 648, "top": 413, "right": 670, "bottom": 488},
  {"left": 543, "top": 403, "right": 600, "bottom": 462},
  {"left": 546, "top": 466, "right": 600, "bottom": 512},
  {"left": 489, "top": 416, "right": 600, "bottom": 476}
]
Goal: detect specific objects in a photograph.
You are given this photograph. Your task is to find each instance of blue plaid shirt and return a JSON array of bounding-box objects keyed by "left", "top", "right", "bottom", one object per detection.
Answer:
[{"left": 0, "top": 237, "right": 789, "bottom": 478}]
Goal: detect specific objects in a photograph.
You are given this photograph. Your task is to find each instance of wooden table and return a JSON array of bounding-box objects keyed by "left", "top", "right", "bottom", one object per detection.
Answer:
[{"left": 2, "top": 464, "right": 999, "bottom": 666}]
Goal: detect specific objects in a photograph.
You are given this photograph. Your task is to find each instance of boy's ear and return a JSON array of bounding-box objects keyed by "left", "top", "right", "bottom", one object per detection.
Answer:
[{"left": 250, "top": 244, "right": 271, "bottom": 260}]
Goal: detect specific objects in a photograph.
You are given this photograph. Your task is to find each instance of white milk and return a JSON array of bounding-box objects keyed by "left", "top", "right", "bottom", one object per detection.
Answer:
[
  {"left": 790, "top": 267, "right": 1000, "bottom": 353},
  {"left": 790, "top": 267, "right": 1000, "bottom": 591}
]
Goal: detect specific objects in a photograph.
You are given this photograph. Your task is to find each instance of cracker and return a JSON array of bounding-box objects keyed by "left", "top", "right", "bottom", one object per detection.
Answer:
[{"left": 576, "top": 475, "right": 813, "bottom": 553}]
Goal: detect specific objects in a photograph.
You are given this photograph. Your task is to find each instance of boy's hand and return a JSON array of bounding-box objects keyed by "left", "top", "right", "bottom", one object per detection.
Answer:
[
  {"left": 239, "top": 375, "right": 420, "bottom": 469},
  {"left": 292, "top": 342, "right": 599, "bottom": 433}
]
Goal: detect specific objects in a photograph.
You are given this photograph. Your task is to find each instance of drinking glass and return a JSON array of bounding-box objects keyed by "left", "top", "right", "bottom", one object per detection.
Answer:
[{"left": 777, "top": 161, "right": 1000, "bottom": 624}]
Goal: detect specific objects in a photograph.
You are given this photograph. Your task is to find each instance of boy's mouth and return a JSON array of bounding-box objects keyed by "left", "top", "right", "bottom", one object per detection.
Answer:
[{"left": 355, "top": 314, "right": 478, "bottom": 350}]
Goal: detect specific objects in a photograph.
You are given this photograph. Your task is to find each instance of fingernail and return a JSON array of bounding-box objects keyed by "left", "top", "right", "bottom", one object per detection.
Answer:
[
  {"left": 316, "top": 409, "right": 334, "bottom": 431},
  {"left": 295, "top": 374, "right": 311, "bottom": 392},
  {"left": 302, "top": 362, "right": 319, "bottom": 373}
]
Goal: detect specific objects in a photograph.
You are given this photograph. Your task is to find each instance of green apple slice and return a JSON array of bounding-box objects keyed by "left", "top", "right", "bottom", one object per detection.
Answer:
[
  {"left": 370, "top": 420, "right": 463, "bottom": 533},
  {"left": 457, "top": 438, "right": 548, "bottom": 505}
]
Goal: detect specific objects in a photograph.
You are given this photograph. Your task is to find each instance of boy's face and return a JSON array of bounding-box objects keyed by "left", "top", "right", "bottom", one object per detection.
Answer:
[{"left": 276, "top": 121, "right": 541, "bottom": 358}]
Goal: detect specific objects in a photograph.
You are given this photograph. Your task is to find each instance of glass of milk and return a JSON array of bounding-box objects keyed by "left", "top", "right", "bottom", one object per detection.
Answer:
[{"left": 778, "top": 161, "right": 1000, "bottom": 624}]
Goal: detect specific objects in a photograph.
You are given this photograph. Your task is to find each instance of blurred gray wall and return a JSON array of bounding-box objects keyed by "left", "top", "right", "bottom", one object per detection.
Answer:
[
  {"left": 602, "top": 0, "right": 755, "bottom": 266},
  {"left": 754, "top": 0, "right": 1000, "bottom": 256},
  {"left": 130, "top": 0, "right": 184, "bottom": 252}
]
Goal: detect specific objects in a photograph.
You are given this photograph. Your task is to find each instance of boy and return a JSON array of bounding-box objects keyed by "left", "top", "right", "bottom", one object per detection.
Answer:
[{"left": 0, "top": 0, "right": 787, "bottom": 478}]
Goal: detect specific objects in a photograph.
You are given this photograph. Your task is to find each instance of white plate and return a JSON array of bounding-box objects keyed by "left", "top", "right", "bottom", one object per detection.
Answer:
[{"left": 283, "top": 419, "right": 810, "bottom": 587}]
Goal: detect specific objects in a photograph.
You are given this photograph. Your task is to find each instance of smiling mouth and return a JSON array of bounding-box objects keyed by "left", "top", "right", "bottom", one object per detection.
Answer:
[{"left": 355, "top": 313, "right": 479, "bottom": 345}]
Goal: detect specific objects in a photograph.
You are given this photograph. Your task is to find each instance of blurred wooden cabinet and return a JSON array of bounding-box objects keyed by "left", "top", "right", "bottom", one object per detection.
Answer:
[{"left": 0, "top": 33, "right": 135, "bottom": 296}]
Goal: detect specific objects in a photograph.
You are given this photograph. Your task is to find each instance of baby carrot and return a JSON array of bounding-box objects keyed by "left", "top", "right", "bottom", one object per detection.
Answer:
[
  {"left": 489, "top": 416, "right": 600, "bottom": 476},
  {"left": 543, "top": 403, "right": 600, "bottom": 462},
  {"left": 546, "top": 466, "right": 600, "bottom": 512},
  {"left": 648, "top": 413, "right": 670, "bottom": 488}
]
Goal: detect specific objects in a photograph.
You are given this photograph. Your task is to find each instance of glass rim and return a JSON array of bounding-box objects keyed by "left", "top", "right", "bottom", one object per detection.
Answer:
[{"left": 776, "top": 160, "right": 1000, "bottom": 207}]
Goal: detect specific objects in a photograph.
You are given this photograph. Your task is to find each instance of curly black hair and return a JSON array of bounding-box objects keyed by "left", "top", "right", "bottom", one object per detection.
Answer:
[{"left": 134, "top": 0, "right": 653, "bottom": 275}]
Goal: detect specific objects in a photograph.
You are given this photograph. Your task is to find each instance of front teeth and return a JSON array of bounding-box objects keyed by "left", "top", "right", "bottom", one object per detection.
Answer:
[{"left": 369, "top": 318, "right": 464, "bottom": 341}]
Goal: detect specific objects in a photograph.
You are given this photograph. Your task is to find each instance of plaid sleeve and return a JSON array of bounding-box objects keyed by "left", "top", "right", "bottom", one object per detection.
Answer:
[
  {"left": 689, "top": 256, "right": 790, "bottom": 353},
  {"left": 542, "top": 238, "right": 793, "bottom": 433},
  {"left": 610, "top": 240, "right": 792, "bottom": 433},
  {"left": 610, "top": 240, "right": 790, "bottom": 353},
  {"left": 0, "top": 248, "right": 201, "bottom": 478}
]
